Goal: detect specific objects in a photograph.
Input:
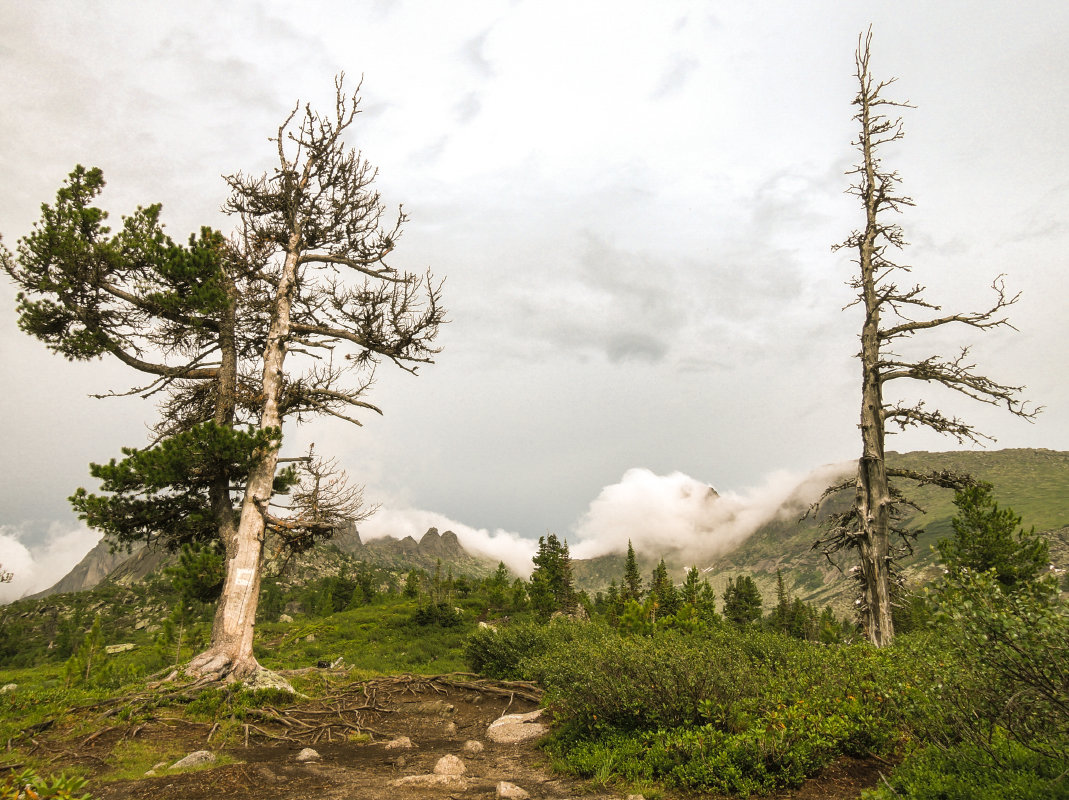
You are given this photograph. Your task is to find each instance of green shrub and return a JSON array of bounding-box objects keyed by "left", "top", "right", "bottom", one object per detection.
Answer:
[
  {"left": 864, "top": 738, "right": 1068, "bottom": 800},
  {"left": 413, "top": 602, "right": 462, "bottom": 627},
  {"left": 464, "top": 618, "right": 591, "bottom": 680},
  {"left": 922, "top": 572, "right": 1068, "bottom": 763},
  {"left": 0, "top": 768, "right": 91, "bottom": 799},
  {"left": 525, "top": 623, "right": 915, "bottom": 794}
]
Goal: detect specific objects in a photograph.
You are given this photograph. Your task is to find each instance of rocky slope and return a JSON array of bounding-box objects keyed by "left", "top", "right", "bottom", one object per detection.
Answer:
[{"left": 29, "top": 525, "right": 499, "bottom": 601}]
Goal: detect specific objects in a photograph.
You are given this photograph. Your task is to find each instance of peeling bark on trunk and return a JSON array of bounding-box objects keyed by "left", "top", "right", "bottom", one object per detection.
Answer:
[
  {"left": 188, "top": 246, "right": 300, "bottom": 681},
  {"left": 854, "top": 55, "right": 896, "bottom": 647}
]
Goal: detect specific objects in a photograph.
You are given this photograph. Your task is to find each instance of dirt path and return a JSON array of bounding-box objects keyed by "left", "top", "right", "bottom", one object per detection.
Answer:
[
  {"left": 36, "top": 676, "right": 883, "bottom": 800},
  {"left": 82, "top": 677, "right": 624, "bottom": 800}
]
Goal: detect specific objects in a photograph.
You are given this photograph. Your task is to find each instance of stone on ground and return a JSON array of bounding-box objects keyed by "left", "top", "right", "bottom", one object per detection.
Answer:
[
  {"left": 433, "top": 754, "right": 466, "bottom": 775},
  {"left": 383, "top": 736, "right": 413, "bottom": 750},
  {"left": 242, "top": 667, "right": 296, "bottom": 694},
  {"left": 295, "top": 747, "right": 320, "bottom": 762},
  {"left": 486, "top": 709, "right": 548, "bottom": 744},
  {"left": 171, "top": 750, "right": 215, "bottom": 769},
  {"left": 497, "top": 780, "right": 530, "bottom": 799},
  {"left": 462, "top": 739, "right": 484, "bottom": 755}
]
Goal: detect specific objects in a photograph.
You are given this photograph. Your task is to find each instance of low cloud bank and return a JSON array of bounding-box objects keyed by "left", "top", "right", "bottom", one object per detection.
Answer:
[
  {"left": 0, "top": 521, "right": 102, "bottom": 602},
  {"left": 363, "top": 461, "right": 855, "bottom": 574},
  {"left": 569, "top": 463, "right": 852, "bottom": 562}
]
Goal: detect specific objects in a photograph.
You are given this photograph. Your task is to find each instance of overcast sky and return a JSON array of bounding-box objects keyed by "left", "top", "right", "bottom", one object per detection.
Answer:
[{"left": 1, "top": 2, "right": 1067, "bottom": 598}]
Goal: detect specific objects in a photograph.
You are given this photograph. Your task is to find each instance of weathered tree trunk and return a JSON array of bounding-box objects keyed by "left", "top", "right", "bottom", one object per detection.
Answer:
[
  {"left": 188, "top": 245, "right": 300, "bottom": 681},
  {"left": 855, "top": 63, "right": 895, "bottom": 647}
]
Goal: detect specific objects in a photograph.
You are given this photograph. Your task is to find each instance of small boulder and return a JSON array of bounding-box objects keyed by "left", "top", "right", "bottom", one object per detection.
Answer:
[
  {"left": 497, "top": 781, "right": 530, "bottom": 799},
  {"left": 105, "top": 643, "right": 136, "bottom": 654},
  {"left": 295, "top": 747, "right": 320, "bottom": 762},
  {"left": 242, "top": 668, "right": 296, "bottom": 694},
  {"left": 171, "top": 750, "right": 215, "bottom": 770},
  {"left": 383, "top": 736, "right": 413, "bottom": 750},
  {"left": 486, "top": 709, "right": 548, "bottom": 744},
  {"left": 0, "top": 684, "right": 16, "bottom": 694},
  {"left": 433, "top": 754, "right": 466, "bottom": 776},
  {"left": 279, "top": 613, "right": 294, "bottom": 623},
  {"left": 462, "top": 739, "right": 484, "bottom": 755}
]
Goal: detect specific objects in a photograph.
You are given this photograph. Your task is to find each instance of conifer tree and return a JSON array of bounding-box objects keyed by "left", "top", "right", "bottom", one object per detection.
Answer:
[
  {"left": 680, "top": 566, "right": 703, "bottom": 607},
  {"left": 648, "top": 558, "right": 680, "bottom": 618},
  {"left": 622, "top": 540, "right": 643, "bottom": 602},
  {"left": 530, "top": 534, "right": 577, "bottom": 614},
  {"left": 938, "top": 484, "right": 1049, "bottom": 590},
  {"left": 722, "top": 576, "right": 762, "bottom": 627},
  {"left": 3, "top": 77, "right": 444, "bottom": 682}
]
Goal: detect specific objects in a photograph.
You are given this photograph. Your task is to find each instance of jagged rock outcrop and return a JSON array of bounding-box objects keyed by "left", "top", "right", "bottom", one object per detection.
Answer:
[{"left": 22, "top": 524, "right": 497, "bottom": 606}]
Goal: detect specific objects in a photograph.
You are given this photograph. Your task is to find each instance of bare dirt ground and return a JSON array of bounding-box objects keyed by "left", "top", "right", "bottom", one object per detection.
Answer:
[{"left": 24, "top": 675, "right": 887, "bottom": 800}]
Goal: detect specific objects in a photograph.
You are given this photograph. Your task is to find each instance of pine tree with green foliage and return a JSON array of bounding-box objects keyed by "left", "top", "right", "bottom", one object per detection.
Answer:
[
  {"left": 771, "top": 569, "right": 791, "bottom": 634},
  {"left": 938, "top": 483, "right": 1050, "bottom": 590},
  {"left": 166, "top": 542, "right": 226, "bottom": 606},
  {"left": 622, "top": 540, "right": 643, "bottom": 602},
  {"left": 484, "top": 562, "right": 511, "bottom": 609},
  {"left": 680, "top": 566, "right": 703, "bottom": 607},
  {"left": 3, "top": 79, "right": 444, "bottom": 682},
  {"left": 403, "top": 569, "right": 424, "bottom": 599},
  {"left": 648, "top": 558, "right": 680, "bottom": 618},
  {"left": 530, "top": 534, "right": 577, "bottom": 614},
  {"left": 722, "top": 576, "right": 762, "bottom": 626}
]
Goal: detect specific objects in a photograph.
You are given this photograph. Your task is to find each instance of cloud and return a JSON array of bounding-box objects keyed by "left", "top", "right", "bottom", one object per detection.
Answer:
[
  {"left": 0, "top": 522, "right": 102, "bottom": 603},
  {"left": 358, "top": 460, "right": 857, "bottom": 579},
  {"left": 652, "top": 55, "right": 700, "bottom": 98},
  {"left": 569, "top": 462, "right": 854, "bottom": 563}
]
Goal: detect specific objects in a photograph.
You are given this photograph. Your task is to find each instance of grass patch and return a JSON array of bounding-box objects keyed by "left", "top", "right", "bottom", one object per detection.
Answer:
[
  {"left": 255, "top": 599, "right": 474, "bottom": 674},
  {"left": 101, "top": 740, "right": 238, "bottom": 782}
]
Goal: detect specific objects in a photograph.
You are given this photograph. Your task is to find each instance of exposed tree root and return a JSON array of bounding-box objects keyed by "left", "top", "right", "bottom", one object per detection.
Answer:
[{"left": 15, "top": 672, "right": 542, "bottom": 752}]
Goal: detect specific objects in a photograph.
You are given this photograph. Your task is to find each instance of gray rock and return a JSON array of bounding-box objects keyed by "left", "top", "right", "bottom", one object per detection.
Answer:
[
  {"left": 171, "top": 750, "right": 216, "bottom": 770},
  {"left": 383, "top": 736, "right": 413, "bottom": 750},
  {"left": 295, "top": 747, "right": 320, "bottom": 762},
  {"left": 242, "top": 668, "right": 296, "bottom": 694},
  {"left": 279, "top": 613, "right": 294, "bottom": 623},
  {"left": 486, "top": 709, "right": 548, "bottom": 744},
  {"left": 104, "top": 643, "right": 136, "bottom": 654},
  {"left": 433, "top": 754, "right": 466, "bottom": 776},
  {"left": 462, "top": 739, "right": 484, "bottom": 755},
  {"left": 497, "top": 781, "right": 530, "bottom": 799},
  {"left": 0, "top": 684, "right": 16, "bottom": 694}
]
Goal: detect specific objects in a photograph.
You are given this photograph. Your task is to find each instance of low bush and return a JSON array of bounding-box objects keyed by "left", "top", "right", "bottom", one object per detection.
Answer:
[
  {"left": 469, "top": 620, "right": 918, "bottom": 794},
  {"left": 0, "top": 767, "right": 91, "bottom": 799},
  {"left": 464, "top": 618, "right": 590, "bottom": 680},
  {"left": 863, "top": 738, "right": 1068, "bottom": 800}
]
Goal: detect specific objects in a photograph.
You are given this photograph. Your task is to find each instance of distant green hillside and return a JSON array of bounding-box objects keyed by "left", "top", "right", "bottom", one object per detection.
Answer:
[{"left": 572, "top": 449, "right": 1069, "bottom": 617}]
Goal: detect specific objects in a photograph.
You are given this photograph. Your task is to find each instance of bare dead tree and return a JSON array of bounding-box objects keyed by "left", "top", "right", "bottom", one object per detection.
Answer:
[
  {"left": 187, "top": 75, "right": 444, "bottom": 681},
  {"left": 814, "top": 30, "right": 1038, "bottom": 647},
  {"left": 263, "top": 445, "right": 377, "bottom": 556}
]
